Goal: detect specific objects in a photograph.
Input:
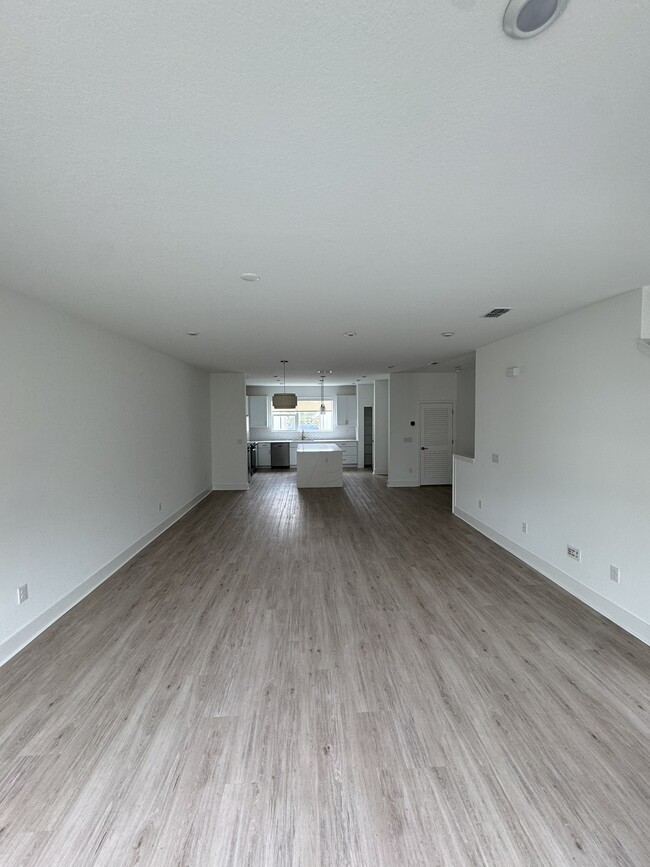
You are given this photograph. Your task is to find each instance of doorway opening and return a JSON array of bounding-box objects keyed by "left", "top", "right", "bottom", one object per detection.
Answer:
[{"left": 363, "top": 406, "right": 373, "bottom": 469}]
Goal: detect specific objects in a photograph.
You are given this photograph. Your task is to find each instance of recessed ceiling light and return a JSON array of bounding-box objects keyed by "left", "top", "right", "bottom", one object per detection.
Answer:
[
  {"left": 343, "top": 331, "right": 357, "bottom": 338},
  {"left": 186, "top": 331, "right": 199, "bottom": 336},
  {"left": 503, "top": 0, "right": 570, "bottom": 40},
  {"left": 429, "top": 361, "right": 438, "bottom": 366},
  {"left": 441, "top": 332, "right": 455, "bottom": 337},
  {"left": 387, "top": 365, "right": 395, "bottom": 369},
  {"left": 240, "top": 273, "right": 260, "bottom": 282}
]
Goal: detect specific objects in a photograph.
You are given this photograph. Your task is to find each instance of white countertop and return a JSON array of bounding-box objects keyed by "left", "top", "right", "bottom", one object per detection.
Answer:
[
  {"left": 297, "top": 443, "right": 342, "bottom": 453},
  {"left": 251, "top": 439, "right": 357, "bottom": 444}
]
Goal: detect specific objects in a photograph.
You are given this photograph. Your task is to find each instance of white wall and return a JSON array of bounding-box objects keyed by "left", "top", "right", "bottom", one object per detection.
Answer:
[
  {"left": 455, "top": 363, "right": 476, "bottom": 458},
  {"left": 0, "top": 290, "right": 212, "bottom": 664},
  {"left": 211, "top": 373, "right": 248, "bottom": 489},
  {"left": 388, "top": 372, "right": 457, "bottom": 486},
  {"left": 373, "top": 379, "right": 389, "bottom": 475},
  {"left": 454, "top": 289, "right": 650, "bottom": 644}
]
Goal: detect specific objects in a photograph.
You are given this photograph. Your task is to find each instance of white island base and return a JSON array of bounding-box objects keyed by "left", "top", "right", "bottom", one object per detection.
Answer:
[{"left": 296, "top": 443, "right": 343, "bottom": 488}]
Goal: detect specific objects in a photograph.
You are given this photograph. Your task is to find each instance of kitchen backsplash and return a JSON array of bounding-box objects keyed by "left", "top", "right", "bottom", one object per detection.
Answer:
[{"left": 249, "top": 424, "right": 356, "bottom": 442}]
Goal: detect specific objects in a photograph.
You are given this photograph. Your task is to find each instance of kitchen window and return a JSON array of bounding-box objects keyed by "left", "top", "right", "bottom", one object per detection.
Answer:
[{"left": 271, "top": 399, "right": 334, "bottom": 432}]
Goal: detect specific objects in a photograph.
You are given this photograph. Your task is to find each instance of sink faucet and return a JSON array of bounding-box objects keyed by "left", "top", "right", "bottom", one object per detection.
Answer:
[{"left": 301, "top": 429, "right": 305, "bottom": 440}]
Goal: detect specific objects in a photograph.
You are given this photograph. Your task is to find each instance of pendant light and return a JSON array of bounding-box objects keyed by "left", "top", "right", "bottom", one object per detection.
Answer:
[
  {"left": 272, "top": 360, "right": 298, "bottom": 409},
  {"left": 319, "top": 376, "right": 326, "bottom": 414}
]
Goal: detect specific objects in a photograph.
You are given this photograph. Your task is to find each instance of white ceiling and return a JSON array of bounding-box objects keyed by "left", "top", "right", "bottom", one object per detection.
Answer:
[{"left": 2, "top": 1, "right": 650, "bottom": 385}]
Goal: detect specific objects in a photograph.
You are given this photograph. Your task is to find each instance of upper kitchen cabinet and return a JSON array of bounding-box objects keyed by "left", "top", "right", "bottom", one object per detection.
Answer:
[
  {"left": 247, "top": 395, "right": 269, "bottom": 428},
  {"left": 336, "top": 394, "right": 357, "bottom": 427}
]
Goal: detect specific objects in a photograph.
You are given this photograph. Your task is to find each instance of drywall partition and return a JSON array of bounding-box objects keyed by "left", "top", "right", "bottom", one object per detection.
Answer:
[
  {"left": 641, "top": 286, "right": 650, "bottom": 338},
  {"left": 454, "top": 363, "right": 476, "bottom": 458},
  {"left": 373, "top": 379, "right": 389, "bottom": 475},
  {"left": 0, "top": 289, "right": 212, "bottom": 666},
  {"left": 453, "top": 289, "right": 650, "bottom": 644},
  {"left": 210, "top": 373, "right": 248, "bottom": 489},
  {"left": 388, "top": 372, "right": 456, "bottom": 486},
  {"left": 639, "top": 286, "right": 650, "bottom": 357}
]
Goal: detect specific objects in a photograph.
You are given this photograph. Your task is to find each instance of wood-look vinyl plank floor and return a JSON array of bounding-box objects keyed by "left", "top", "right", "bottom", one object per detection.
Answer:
[{"left": 1, "top": 469, "right": 649, "bottom": 866}]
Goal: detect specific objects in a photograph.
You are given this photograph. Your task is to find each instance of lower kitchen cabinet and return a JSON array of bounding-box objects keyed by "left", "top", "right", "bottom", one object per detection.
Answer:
[
  {"left": 335, "top": 442, "right": 358, "bottom": 466},
  {"left": 256, "top": 442, "right": 271, "bottom": 468},
  {"left": 289, "top": 440, "right": 357, "bottom": 467}
]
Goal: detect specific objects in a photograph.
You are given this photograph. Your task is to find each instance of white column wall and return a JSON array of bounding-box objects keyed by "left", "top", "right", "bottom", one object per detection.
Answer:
[
  {"left": 373, "top": 379, "right": 389, "bottom": 475},
  {"left": 210, "top": 373, "right": 248, "bottom": 490}
]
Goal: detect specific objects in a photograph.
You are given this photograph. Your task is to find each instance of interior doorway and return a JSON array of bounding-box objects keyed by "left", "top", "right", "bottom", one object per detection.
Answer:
[{"left": 363, "top": 406, "right": 373, "bottom": 468}]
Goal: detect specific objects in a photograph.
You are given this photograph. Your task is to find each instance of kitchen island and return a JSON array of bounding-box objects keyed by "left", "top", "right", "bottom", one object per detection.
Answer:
[{"left": 296, "top": 443, "right": 343, "bottom": 488}]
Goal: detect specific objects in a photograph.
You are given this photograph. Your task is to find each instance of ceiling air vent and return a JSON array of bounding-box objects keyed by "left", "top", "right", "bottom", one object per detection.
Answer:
[{"left": 483, "top": 308, "right": 512, "bottom": 318}]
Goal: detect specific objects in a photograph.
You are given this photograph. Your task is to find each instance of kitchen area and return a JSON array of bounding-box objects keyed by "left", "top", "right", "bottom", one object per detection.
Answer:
[{"left": 246, "top": 387, "right": 365, "bottom": 481}]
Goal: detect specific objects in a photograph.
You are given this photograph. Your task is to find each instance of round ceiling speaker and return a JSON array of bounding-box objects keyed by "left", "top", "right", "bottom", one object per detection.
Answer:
[{"left": 503, "top": 0, "right": 570, "bottom": 39}]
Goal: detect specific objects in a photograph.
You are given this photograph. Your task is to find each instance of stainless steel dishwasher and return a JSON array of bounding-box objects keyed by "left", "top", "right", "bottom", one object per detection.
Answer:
[{"left": 270, "top": 442, "right": 290, "bottom": 468}]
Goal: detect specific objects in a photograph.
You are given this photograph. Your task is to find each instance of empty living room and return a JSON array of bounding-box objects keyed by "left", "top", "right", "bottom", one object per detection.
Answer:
[{"left": 1, "top": 1, "right": 649, "bottom": 865}]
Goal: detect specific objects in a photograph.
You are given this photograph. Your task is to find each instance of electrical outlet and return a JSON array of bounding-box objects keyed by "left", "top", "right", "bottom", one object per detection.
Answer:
[
  {"left": 567, "top": 545, "right": 581, "bottom": 562},
  {"left": 610, "top": 565, "right": 621, "bottom": 584},
  {"left": 522, "top": 522, "right": 528, "bottom": 534},
  {"left": 478, "top": 499, "right": 483, "bottom": 509},
  {"left": 18, "top": 584, "right": 28, "bottom": 604},
  {"left": 492, "top": 453, "right": 499, "bottom": 463}
]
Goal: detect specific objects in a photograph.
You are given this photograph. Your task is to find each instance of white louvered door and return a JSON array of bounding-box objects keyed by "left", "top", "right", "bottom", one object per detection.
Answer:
[{"left": 419, "top": 402, "right": 453, "bottom": 485}]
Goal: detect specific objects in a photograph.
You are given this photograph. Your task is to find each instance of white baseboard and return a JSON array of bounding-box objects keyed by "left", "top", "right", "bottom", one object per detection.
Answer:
[
  {"left": 0, "top": 488, "right": 212, "bottom": 668},
  {"left": 453, "top": 508, "right": 650, "bottom": 646},
  {"left": 212, "top": 482, "right": 249, "bottom": 490},
  {"left": 387, "top": 479, "right": 419, "bottom": 487}
]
